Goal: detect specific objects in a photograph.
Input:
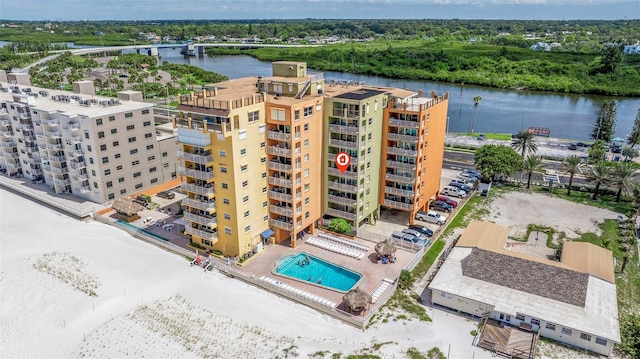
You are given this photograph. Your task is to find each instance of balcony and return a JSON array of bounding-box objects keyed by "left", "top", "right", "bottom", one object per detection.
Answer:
[
  {"left": 328, "top": 124, "right": 360, "bottom": 134},
  {"left": 63, "top": 123, "right": 80, "bottom": 131},
  {"left": 267, "top": 146, "right": 292, "bottom": 157},
  {"left": 42, "top": 118, "right": 59, "bottom": 126},
  {"left": 178, "top": 150, "right": 213, "bottom": 164},
  {"left": 385, "top": 173, "right": 415, "bottom": 184},
  {"left": 5, "top": 162, "right": 20, "bottom": 170},
  {"left": 182, "top": 197, "right": 216, "bottom": 212},
  {"left": 328, "top": 153, "right": 357, "bottom": 165},
  {"left": 268, "top": 161, "right": 292, "bottom": 173},
  {"left": 269, "top": 190, "right": 293, "bottom": 203},
  {"left": 23, "top": 135, "right": 36, "bottom": 142},
  {"left": 0, "top": 129, "right": 14, "bottom": 137},
  {"left": 77, "top": 185, "right": 91, "bottom": 193},
  {"left": 67, "top": 149, "right": 84, "bottom": 158},
  {"left": 386, "top": 160, "right": 416, "bottom": 171},
  {"left": 332, "top": 109, "right": 360, "bottom": 118},
  {"left": 328, "top": 138, "right": 357, "bottom": 149},
  {"left": 184, "top": 227, "right": 219, "bottom": 242},
  {"left": 45, "top": 142, "right": 64, "bottom": 150},
  {"left": 267, "top": 131, "right": 292, "bottom": 141},
  {"left": 53, "top": 178, "right": 70, "bottom": 186},
  {"left": 181, "top": 183, "right": 215, "bottom": 196},
  {"left": 270, "top": 205, "right": 293, "bottom": 217},
  {"left": 328, "top": 194, "right": 357, "bottom": 207},
  {"left": 327, "top": 167, "right": 357, "bottom": 179},
  {"left": 72, "top": 173, "right": 89, "bottom": 181},
  {"left": 270, "top": 219, "right": 293, "bottom": 231},
  {"left": 388, "top": 118, "right": 420, "bottom": 129},
  {"left": 68, "top": 134, "right": 83, "bottom": 143},
  {"left": 1, "top": 141, "right": 16, "bottom": 148},
  {"left": 327, "top": 181, "right": 357, "bottom": 193},
  {"left": 49, "top": 155, "right": 66, "bottom": 163},
  {"left": 388, "top": 133, "right": 418, "bottom": 143},
  {"left": 3, "top": 152, "right": 19, "bottom": 159},
  {"left": 384, "top": 199, "right": 414, "bottom": 211},
  {"left": 385, "top": 186, "right": 415, "bottom": 198},
  {"left": 327, "top": 208, "right": 357, "bottom": 221},
  {"left": 178, "top": 166, "right": 214, "bottom": 181},
  {"left": 44, "top": 131, "right": 61, "bottom": 138},
  {"left": 0, "top": 118, "right": 11, "bottom": 126},
  {"left": 184, "top": 212, "right": 218, "bottom": 227},
  {"left": 69, "top": 160, "right": 86, "bottom": 170},
  {"left": 386, "top": 147, "right": 417, "bottom": 157},
  {"left": 268, "top": 176, "right": 292, "bottom": 187}
]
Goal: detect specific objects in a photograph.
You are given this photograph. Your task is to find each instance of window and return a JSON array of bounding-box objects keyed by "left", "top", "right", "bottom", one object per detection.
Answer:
[
  {"left": 241, "top": 164, "right": 248, "bottom": 172},
  {"left": 124, "top": 112, "right": 133, "bottom": 118},
  {"left": 130, "top": 149, "right": 138, "bottom": 155},
  {"left": 89, "top": 158, "right": 94, "bottom": 164},
  {"left": 239, "top": 129, "right": 247, "bottom": 140},
  {"left": 243, "top": 211, "right": 250, "bottom": 218},
  {"left": 244, "top": 225, "right": 251, "bottom": 232},
  {"left": 561, "top": 328, "right": 572, "bottom": 336},
  {"left": 258, "top": 124, "right": 266, "bottom": 133},
  {"left": 116, "top": 165, "right": 123, "bottom": 170},
  {"left": 545, "top": 323, "right": 556, "bottom": 331},
  {"left": 85, "top": 132, "right": 90, "bottom": 139},
  {"left": 263, "top": 215, "right": 269, "bottom": 221},
  {"left": 260, "top": 142, "right": 265, "bottom": 148},
  {"left": 135, "top": 183, "right": 143, "bottom": 189},
  {"left": 304, "top": 169, "right": 309, "bottom": 177},
  {"left": 163, "top": 163, "right": 169, "bottom": 168},
  {"left": 143, "top": 133, "right": 152, "bottom": 139},
  {"left": 101, "top": 157, "right": 109, "bottom": 164},
  {"left": 262, "top": 186, "right": 267, "bottom": 193},
  {"left": 98, "top": 131, "right": 105, "bottom": 138},
  {"left": 148, "top": 155, "right": 155, "bottom": 161},
  {"left": 248, "top": 110, "right": 260, "bottom": 123},
  {"left": 224, "top": 213, "right": 231, "bottom": 220},
  {"left": 303, "top": 139, "right": 309, "bottom": 148},
  {"left": 304, "top": 106, "right": 313, "bottom": 117},
  {"left": 262, "top": 201, "right": 268, "bottom": 208},
  {"left": 303, "top": 123, "right": 309, "bottom": 131},
  {"left": 150, "top": 178, "right": 158, "bottom": 184},
  {"left": 114, "top": 154, "right": 121, "bottom": 159},
  {"left": 120, "top": 189, "right": 127, "bottom": 194},
  {"left": 142, "top": 109, "right": 150, "bottom": 115},
  {"left": 106, "top": 181, "right": 112, "bottom": 188},
  {"left": 270, "top": 109, "right": 285, "bottom": 121},
  {"left": 580, "top": 333, "right": 591, "bottom": 341},
  {"left": 261, "top": 157, "right": 266, "bottom": 164},
  {"left": 87, "top": 145, "right": 92, "bottom": 152},
  {"left": 100, "top": 144, "right": 107, "bottom": 151},
  {"left": 118, "top": 177, "right": 125, "bottom": 183},
  {"left": 220, "top": 166, "right": 227, "bottom": 174},
  {"left": 143, "top": 121, "right": 151, "bottom": 127},
  {"left": 146, "top": 144, "right": 154, "bottom": 150},
  {"left": 515, "top": 314, "right": 525, "bottom": 321},
  {"left": 219, "top": 150, "right": 226, "bottom": 157},
  {"left": 368, "top": 132, "right": 372, "bottom": 140},
  {"left": 170, "top": 172, "right": 176, "bottom": 178},
  {"left": 242, "top": 180, "right": 248, "bottom": 188},
  {"left": 109, "top": 116, "right": 115, "bottom": 122},
  {"left": 104, "top": 169, "right": 111, "bottom": 176},
  {"left": 595, "top": 338, "right": 607, "bottom": 346},
  {"left": 240, "top": 148, "right": 246, "bottom": 156},
  {"left": 304, "top": 197, "right": 309, "bottom": 205},
  {"left": 304, "top": 183, "right": 310, "bottom": 191},
  {"left": 96, "top": 118, "right": 103, "bottom": 126},
  {"left": 530, "top": 318, "right": 540, "bottom": 326},
  {"left": 221, "top": 183, "right": 228, "bottom": 189},
  {"left": 304, "top": 154, "right": 309, "bottom": 163},
  {"left": 149, "top": 167, "right": 156, "bottom": 173},
  {"left": 132, "top": 160, "right": 140, "bottom": 166},
  {"left": 113, "top": 141, "right": 119, "bottom": 147},
  {"left": 224, "top": 227, "right": 232, "bottom": 235},
  {"left": 294, "top": 110, "right": 300, "bottom": 120},
  {"left": 126, "top": 125, "right": 135, "bottom": 131},
  {"left": 262, "top": 172, "right": 267, "bottom": 178},
  {"left": 111, "top": 128, "right": 117, "bottom": 134},
  {"left": 133, "top": 172, "right": 141, "bottom": 178},
  {"left": 162, "top": 152, "right": 167, "bottom": 157},
  {"left": 305, "top": 211, "right": 310, "bottom": 219},
  {"left": 243, "top": 195, "right": 249, "bottom": 203},
  {"left": 128, "top": 137, "right": 136, "bottom": 143},
  {"left": 93, "top": 182, "right": 98, "bottom": 189},
  {"left": 108, "top": 193, "right": 115, "bottom": 200},
  {"left": 223, "top": 198, "right": 230, "bottom": 205}
]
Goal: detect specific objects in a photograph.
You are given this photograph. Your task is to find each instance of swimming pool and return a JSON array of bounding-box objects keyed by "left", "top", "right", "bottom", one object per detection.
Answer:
[{"left": 274, "top": 252, "right": 362, "bottom": 292}]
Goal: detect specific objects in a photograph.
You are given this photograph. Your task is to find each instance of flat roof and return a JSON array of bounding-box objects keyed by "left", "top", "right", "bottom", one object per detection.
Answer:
[
  {"left": 333, "top": 88, "right": 386, "bottom": 101},
  {"left": 430, "top": 247, "right": 620, "bottom": 342},
  {"left": 0, "top": 82, "right": 152, "bottom": 118}
]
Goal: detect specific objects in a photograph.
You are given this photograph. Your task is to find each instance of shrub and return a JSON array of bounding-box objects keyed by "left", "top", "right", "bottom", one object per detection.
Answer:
[
  {"left": 398, "top": 270, "right": 414, "bottom": 290},
  {"left": 328, "top": 218, "right": 351, "bottom": 234}
]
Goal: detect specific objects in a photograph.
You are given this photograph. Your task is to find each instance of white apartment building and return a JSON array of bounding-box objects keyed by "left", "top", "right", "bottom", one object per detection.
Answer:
[{"left": 0, "top": 78, "right": 178, "bottom": 204}]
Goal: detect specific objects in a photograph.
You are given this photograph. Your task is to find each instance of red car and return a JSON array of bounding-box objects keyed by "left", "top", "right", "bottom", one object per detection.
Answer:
[{"left": 437, "top": 196, "right": 458, "bottom": 208}]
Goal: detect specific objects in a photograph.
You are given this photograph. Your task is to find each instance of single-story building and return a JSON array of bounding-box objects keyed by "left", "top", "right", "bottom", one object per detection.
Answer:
[{"left": 429, "top": 221, "right": 620, "bottom": 357}]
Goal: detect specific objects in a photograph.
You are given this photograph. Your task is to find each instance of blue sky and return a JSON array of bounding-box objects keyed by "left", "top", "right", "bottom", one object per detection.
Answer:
[{"left": 1, "top": 0, "right": 638, "bottom": 20}]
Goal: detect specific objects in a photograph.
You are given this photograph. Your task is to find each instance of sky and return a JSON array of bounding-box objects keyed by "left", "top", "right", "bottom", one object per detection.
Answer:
[{"left": 0, "top": 0, "right": 638, "bottom": 21}]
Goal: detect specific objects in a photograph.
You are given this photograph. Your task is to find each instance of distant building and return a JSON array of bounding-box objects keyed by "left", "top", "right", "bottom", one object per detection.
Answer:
[
  {"left": 530, "top": 42, "right": 552, "bottom": 51},
  {"left": 623, "top": 44, "right": 640, "bottom": 55},
  {"left": 429, "top": 221, "right": 620, "bottom": 357}
]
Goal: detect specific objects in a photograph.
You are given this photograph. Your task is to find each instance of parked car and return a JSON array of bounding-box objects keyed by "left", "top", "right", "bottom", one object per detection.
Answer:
[
  {"left": 392, "top": 231, "right": 426, "bottom": 247},
  {"left": 477, "top": 134, "right": 485, "bottom": 140},
  {"left": 568, "top": 143, "right": 578, "bottom": 150},
  {"left": 157, "top": 191, "right": 175, "bottom": 199},
  {"left": 402, "top": 228, "right": 428, "bottom": 241},
  {"left": 442, "top": 186, "right": 467, "bottom": 198},
  {"left": 463, "top": 169, "right": 482, "bottom": 179},
  {"left": 612, "top": 145, "right": 623, "bottom": 153},
  {"left": 452, "top": 177, "right": 476, "bottom": 189},
  {"left": 458, "top": 172, "right": 480, "bottom": 182},
  {"left": 408, "top": 225, "right": 434, "bottom": 237},
  {"left": 134, "top": 195, "right": 149, "bottom": 207},
  {"left": 415, "top": 210, "right": 448, "bottom": 225},
  {"left": 449, "top": 181, "right": 472, "bottom": 193},
  {"left": 436, "top": 196, "right": 458, "bottom": 208},
  {"left": 429, "top": 200, "right": 453, "bottom": 213}
]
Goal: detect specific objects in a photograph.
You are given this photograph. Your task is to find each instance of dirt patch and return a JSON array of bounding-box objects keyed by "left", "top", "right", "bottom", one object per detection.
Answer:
[{"left": 485, "top": 191, "right": 619, "bottom": 239}]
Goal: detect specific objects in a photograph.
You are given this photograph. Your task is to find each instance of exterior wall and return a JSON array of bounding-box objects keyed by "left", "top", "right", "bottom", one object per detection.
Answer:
[
  {"left": 272, "top": 62, "right": 307, "bottom": 78},
  {"left": 430, "top": 289, "right": 494, "bottom": 317},
  {"left": 419, "top": 93, "right": 448, "bottom": 213}
]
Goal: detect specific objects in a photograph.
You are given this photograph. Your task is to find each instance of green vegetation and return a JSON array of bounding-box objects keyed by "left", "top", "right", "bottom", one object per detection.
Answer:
[
  {"left": 328, "top": 218, "right": 352, "bottom": 234},
  {"left": 406, "top": 347, "right": 446, "bottom": 359},
  {"left": 159, "top": 62, "right": 228, "bottom": 86},
  {"left": 456, "top": 132, "right": 513, "bottom": 140},
  {"left": 384, "top": 289, "right": 431, "bottom": 323},
  {"left": 619, "top": 314, "right": 640, "bottom": 358},
  {"left": 474, "top": 145, "right": 522, "bottom": 180},
  {"left": 411, "top": 240, "right": 445, "bottom": 280}
]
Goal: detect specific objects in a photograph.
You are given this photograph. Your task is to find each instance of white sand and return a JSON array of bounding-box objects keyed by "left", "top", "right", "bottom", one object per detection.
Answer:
[{"left": 0, "top": 188, "right": 482, "bottom": 359}]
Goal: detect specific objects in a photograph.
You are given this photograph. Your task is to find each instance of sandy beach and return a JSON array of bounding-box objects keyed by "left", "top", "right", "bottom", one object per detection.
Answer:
[{"left": 0, "top": 188, "right": 483, "bottom": 358}]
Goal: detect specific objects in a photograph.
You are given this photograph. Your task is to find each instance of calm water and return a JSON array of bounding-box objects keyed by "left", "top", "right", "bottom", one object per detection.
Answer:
[
  {"left": 154, "top": 48, "right": 640, "bottom": 141},
  {"left": 275, "top": 252, "right": 361, "bottom": 292}
]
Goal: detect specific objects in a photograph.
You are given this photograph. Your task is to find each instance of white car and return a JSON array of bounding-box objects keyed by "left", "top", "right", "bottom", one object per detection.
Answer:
[
  {"left": 442, "top": 186, "right": 467, "bottom": 198},
  {"left": 452, "top": 177, "right": 476, "bottom": 189},
  {"left": 415, "top": 210, "right": 448, "bottom": 225}
]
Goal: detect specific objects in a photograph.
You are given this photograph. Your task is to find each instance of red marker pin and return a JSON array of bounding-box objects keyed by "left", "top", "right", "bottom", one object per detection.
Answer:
[{"left": 335, "top": 152, "right": 351, "bottom": 173}]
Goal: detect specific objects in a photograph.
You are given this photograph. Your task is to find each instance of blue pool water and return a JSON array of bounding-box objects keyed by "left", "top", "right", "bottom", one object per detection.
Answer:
[{"left": 274, "top": 252, "right": 362, "bottom": 292}]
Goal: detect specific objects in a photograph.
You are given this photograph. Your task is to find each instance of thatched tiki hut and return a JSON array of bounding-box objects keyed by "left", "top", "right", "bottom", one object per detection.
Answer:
[
  {"left": 112, "top": 198, "right": 145, "bottom": 222},
  {"left": 342, "top": 287, "right": 372, "bottom": 315},
  {"left": 375, "top": 239, "right": 397, "bottom": 257}
]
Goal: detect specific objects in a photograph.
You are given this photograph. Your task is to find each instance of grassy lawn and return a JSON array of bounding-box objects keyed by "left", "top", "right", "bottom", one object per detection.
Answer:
[
  {"left": 411, "top": 239, "right": 445, "bottom": 280},
  {"left": 454, "top": 132, "right": 513, "bottom": 141}
]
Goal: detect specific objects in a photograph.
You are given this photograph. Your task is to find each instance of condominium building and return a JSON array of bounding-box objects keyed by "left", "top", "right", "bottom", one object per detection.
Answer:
[{"left": 0, "top": 77, "right": 178, "bottom": 204}]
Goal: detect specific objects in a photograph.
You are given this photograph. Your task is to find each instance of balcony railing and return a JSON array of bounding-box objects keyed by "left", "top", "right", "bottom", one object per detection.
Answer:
[
  {"left": 178, "top": 150, "right": 213, "bottom": 164},
  {"left": 44, "top": 131, "right": 62, "bottom": 138},
  {"left": 385, "top": 186, "right": 415, "bottom": 198},
  {"left": 384, "top": 199, "right": 414, "bottom": 211},
  {"left": 268, "top": 161, "right": 292, "bottom": 172},
  {"left": 386, "top": 147, "right": 417, "bottom": 157},
  {"left": 328, "top": 124, "right": 360, "bottom": 134},
  {"left": 3, "top": 152, "right": 19, "bottom": 158},
  {"left": 331, "top": 109, "right": 360, "bottom": 118},
  {"left": 327, "top": 181, "right": 357, "bottom": 193},
  {"left": 42, "top": 118, "right": 59, "bottom": 126},
  {"left": 328, "top": 194, "right": 357, "bottom": 207},
  {"left": 327, "top": 167, "right": 357, "bottom": 179},
  {"left": 388, "top": 133, "right": 419, "bottom": 143},
  {"left": 270, "top": 205, "right": 293, "bottom": 217},
  {"left": 1, "top": 141, "right": 16, "bottom": 148},
  {"left": 67, "top": 149, "right": 84, "bottom": 158},
  {"left": 45, "top": 142, "right": 64, "bottom": 150},
  {"left": 386, "top": 160, "right": 416, "bottom": 171},
  {"left": 269, "top": 190, "right": 293, "bottom": 202},
  {"left": 0, "top": 129, "right": 14, "bottom": 137},
  {"left": 270, "top": 219, "right": 293, "bottom": 231},
  {"left": 268, "top": 176, "right": 292, "bottom": 187},
  {"left": 267, "top": 146, "right": 292, "bottom": 157},
  {"left": 49, "top": 155, "right": 66, "bottom": 163},
  {"left": 5, "top": 162, "right": 20, "bottom": 170},
  {"left": 53, "top": 178, "right": 70, "bottom": 186},
  {"left": 327, "top": 208, "right": 357, "bottom": 220},
  {"left": 267, "top": 131, "right": 292, "bottom": 141},
  {"left": 182, "top": 197, "right": 216, "bottom": 212},
  {"left": 178, "top": 166, "right": 214, "bottom": 181},
  {"left": 0, "top": 119, "right": 11, "bottom": 126},
  {"left": 388, "top": 118, "right": 420, "bottom": 129},
  {"left": 72, "top": 173, "right": 89, "bottom": 181},
  {"left": 50, "top": 166, "right": 69, "bottom": 175},
  {"left": 184, "top": 212, "right": 218, "bottom": 227},
  {"left": 385, "top": 173, "right": 415, "bottom": 184},
  {"left": 328, "top": 138, "right": 357, "bottom": 149},
  {"left": 328, "top": 153, "right": 357, "bottom": 165},
  {"left": 181, "top": 183, "right": 215, "bottom": 196},
  {"left": 184, "top": 227, "right": 219, "bottom": 242}
]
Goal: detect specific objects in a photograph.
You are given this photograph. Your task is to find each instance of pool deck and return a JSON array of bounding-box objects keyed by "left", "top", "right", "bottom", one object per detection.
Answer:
[{"left": 241, "top": 234, "right": 417, "bottom": 309}]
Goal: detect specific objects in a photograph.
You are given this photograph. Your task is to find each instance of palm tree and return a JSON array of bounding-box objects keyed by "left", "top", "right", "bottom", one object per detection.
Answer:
[
  {"left": 471, "top": 96, "right": 482, "bottom": 134},
  {"left": 522, "top": 155, "right": 544, "bottom": 189},
  {"left": 562, "top": 155, "right": 583, "bottom": 195},
  {"left": 585, "top": 161, "right": 611, "bottom": 200},
  {"left": 611, "top": 162, "right": 637, "bottom": 202},
  {"left": 511, "top": 130, "right": 538, "bottom": 157}
]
